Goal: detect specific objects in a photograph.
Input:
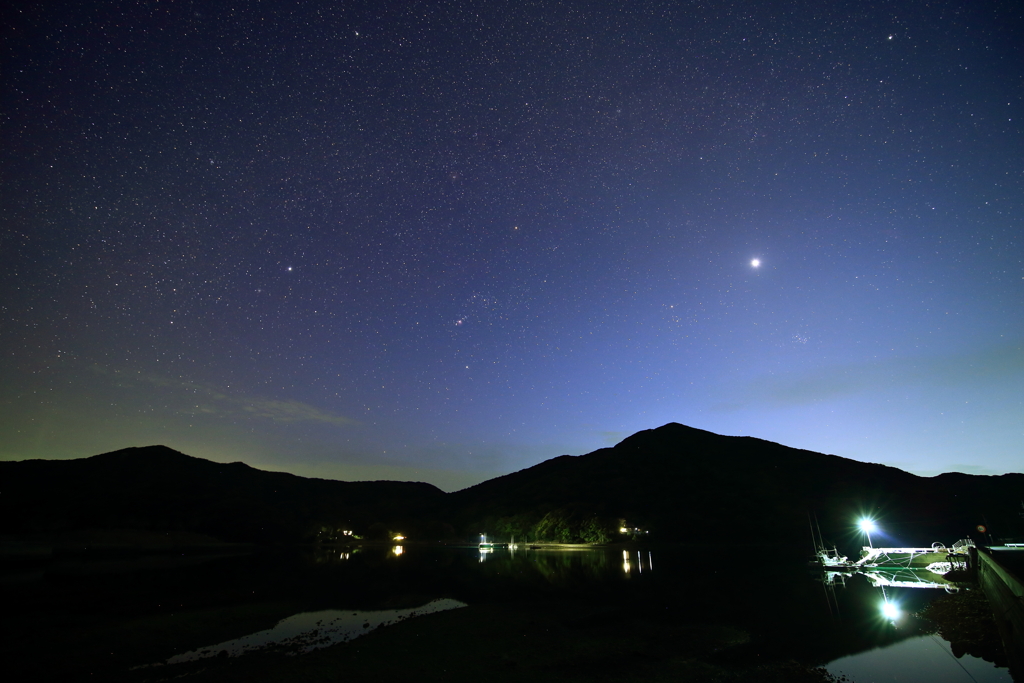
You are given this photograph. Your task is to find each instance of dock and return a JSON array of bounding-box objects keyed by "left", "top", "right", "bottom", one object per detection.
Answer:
[
  {"left": 813, "top": 539, "right": 973, "bottom": 571},
  {"left": 973, "top": 545, "right": 1024, "bottom": 681}
]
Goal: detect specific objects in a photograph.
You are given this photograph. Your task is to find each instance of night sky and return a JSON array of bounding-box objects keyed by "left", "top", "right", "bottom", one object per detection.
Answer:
[{"left": 3, "top": 1, "right": 1022, "bottom": 490}]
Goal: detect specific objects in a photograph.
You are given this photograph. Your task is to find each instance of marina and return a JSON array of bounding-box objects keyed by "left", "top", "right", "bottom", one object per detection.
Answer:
[{"left": 810, "top": 517, "right": 1022, "bottom": 681}]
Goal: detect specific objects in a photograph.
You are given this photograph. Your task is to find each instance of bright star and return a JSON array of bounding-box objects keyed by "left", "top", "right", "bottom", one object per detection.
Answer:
[{"left": 751, "top": 259, "right": 760, "bottom": 268}]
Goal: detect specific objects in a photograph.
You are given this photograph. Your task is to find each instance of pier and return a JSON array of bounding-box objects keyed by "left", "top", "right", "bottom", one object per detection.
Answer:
[
  {"left": 973, "top": 546, "right": 1024, "bottom": 681},
  {"left": 813, "top": 540, "right": 974, "bottom": 571}
]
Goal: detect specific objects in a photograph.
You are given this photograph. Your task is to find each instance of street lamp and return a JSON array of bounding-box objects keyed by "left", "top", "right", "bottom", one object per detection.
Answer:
[{"left": 858, "top": 519, "right": 877, "bottom": 548}]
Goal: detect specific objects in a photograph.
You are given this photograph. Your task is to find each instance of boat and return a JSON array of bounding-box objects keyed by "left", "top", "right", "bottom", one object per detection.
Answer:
[
  {"left": 811, "top": 539, "right": 975, "bottom": 571},
  {"left": 807, "top": 514, "right": 855, "bottom": 570},
  {"left": 854, "top": 539, "right": 974, "bottom": 569},
  {"left": 810, "top": 546, "right": 855, "bottom": 570}
]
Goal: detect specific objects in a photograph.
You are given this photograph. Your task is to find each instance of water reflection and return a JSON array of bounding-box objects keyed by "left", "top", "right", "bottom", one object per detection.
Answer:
[
  {"left": 153, "top": 546, "right": 659, "bottom": 667},
  {"left": 818, "top": 567, "right": 959, "bottom": 630},
  {"left": 822, "top": 567, "right": 960, "bottom": 591},
  {"left": 621, "top": 549, "right": 654, "bottom": 575},
  {"left": 14, "top": 543, "right": 1012, "bottom": 681},
  {"left": 864, "top": 568, "right": 959, "bottom": 592},
  {"left": 474, "top": 544, "right": 657, "bottom": 582},
  {"left": 826, "top": 634, "right": 1012, "bottom": 682},
  {"left": 154, "top": 598, "right": 466, "bottom": 665},
  {"left": 815, "top": 564, "right": 1012, "bottom": 681}
]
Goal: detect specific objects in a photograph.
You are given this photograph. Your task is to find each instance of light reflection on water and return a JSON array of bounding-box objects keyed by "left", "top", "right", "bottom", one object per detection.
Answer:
[
  {"left": 621, "top": 549, "right": 654, "bottom": 575},
  {"left": 825, "top": 634, "right": 1012, "bottom": 682},
  {"left": 160, "top": 598, "right": 466, "bottom": 665},
  {"left": 823, "top": 567, "right": 961, "bottom": 592},
  {"left": 818, "top": 568, "right": 1011, "bottom": 681},
  {"left": 471, "top": 544, "right": 658, "bottom": 576}
]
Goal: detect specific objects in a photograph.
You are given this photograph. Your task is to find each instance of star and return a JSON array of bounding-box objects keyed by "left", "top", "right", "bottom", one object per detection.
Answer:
[{"left": 751, "top": 259, "right": 761, "bottom": 268}]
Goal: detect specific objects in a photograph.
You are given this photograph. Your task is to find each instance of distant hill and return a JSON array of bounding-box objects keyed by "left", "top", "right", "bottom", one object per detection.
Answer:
[
  {"left": 0, "top": 446, "right": 446, "bottom": 544},
  {"left": 446, "top": 423, "right": 1024, "bottom": 549},
  {"left": 3, "top": 426, "right": 1021, "bottom": 549}
]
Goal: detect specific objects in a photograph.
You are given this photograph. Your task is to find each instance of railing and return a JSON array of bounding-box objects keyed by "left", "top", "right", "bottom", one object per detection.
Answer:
[{"left": 952, "top": 538, "right": 976, "bottom": 552}]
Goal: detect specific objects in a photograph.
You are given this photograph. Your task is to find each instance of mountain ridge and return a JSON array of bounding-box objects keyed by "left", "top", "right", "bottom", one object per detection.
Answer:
[{"left": 2, "top": 423, "right": 1021, "bottom": 549}]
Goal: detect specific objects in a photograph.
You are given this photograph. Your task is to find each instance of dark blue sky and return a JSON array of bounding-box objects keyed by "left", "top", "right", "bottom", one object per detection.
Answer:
[{"left": 3, "top": 0, "right": 1022, "bottom": 490}]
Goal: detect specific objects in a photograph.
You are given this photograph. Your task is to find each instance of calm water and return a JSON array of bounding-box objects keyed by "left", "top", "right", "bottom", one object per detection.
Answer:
[
  {"left": 826, "top": 634, "right": 1011, "bottom": 682},
  {"left": 3, "top": 543, "right": 1015, "bottom": 681}
]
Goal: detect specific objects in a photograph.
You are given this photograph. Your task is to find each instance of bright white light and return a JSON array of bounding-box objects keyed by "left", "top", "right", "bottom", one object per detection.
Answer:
[
  {"left": 859, "top": 519, "right": 877, "bottom": 533},
  {"left": 751, "top": 258, "right": 761, "bottom": 268},
  {"left": 881, "top": 601, "right": 899, "bottom": 620}
]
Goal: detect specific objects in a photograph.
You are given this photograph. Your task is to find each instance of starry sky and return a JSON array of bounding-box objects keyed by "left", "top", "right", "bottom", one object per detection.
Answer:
[{"left": 2, "top": 0, "right": 1022, "bottom": 490}]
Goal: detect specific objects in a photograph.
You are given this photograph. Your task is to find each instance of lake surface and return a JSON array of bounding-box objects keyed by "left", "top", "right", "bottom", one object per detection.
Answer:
[
  {"left": 2, "top": 543, "right": 1015, "bottom": 681},
  {"left": 826, "top": 634, "right": 1011, "bottom": 682}
]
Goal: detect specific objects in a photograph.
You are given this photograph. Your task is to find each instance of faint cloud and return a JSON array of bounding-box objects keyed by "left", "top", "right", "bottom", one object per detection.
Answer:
[
  {"left": 281, "top": 460, "right": 494, "bottom": 493},
  {"left": 914, "top": 463, "right": 1006, "bottom": 477},
  {"left": 95, "top": 366, "right": 358, "bottom": 427},
  {"left": 598, "top": 431, "right": 626, "bottom": 445},
  {"left": 713, "top": 342, "right": 1024, "bottom": 411},
  {"left": 241, "top": 398, "right": 356, "bottom": 426}
]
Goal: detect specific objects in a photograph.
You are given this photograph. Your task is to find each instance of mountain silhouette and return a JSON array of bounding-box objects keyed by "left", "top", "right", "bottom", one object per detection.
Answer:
[
  {"left": 2, "top": 425, "right": 1021, "bottom": 549},
  {"left": 0, "top": 445, "right": 445, "bottom": 544},
  {"left": 446, "top": 423, "right": 1024, "bottom": 548}
]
